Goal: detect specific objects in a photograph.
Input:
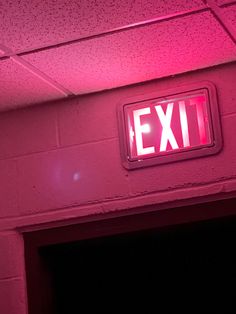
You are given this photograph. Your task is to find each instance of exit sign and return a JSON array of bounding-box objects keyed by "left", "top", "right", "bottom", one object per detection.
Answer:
[{"left": 117, "top": 82, "right": 222, "bottom": 169}]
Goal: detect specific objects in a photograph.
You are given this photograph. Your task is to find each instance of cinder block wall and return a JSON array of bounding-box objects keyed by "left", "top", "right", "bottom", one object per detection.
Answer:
[{"left": 0, "top": 62, "right": 236, "bottom": 313}]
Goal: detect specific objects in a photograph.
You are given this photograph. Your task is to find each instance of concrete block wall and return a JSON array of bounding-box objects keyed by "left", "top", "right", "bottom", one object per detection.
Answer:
[{"left": 0, "top": 61, "right": 236, "bottom": 313}]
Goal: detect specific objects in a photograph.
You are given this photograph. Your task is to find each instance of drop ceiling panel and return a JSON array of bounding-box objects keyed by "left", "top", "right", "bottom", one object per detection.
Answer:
[
  {"left": 0, "top": 59, "right": 66, "bottom": 111},
  {"left": 23, "top": 11, "right": 236, "bottom": 95},
  {"left": 0, "top": 0, "right": 203, "bottom": 52},
  {"left": 222, "top": 3, "right": 236, "bottom": 34}
]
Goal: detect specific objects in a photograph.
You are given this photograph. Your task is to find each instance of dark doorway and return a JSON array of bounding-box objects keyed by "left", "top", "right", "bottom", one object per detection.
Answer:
[{"left": 24, "top": 198, "right": 236, "bottom": 314}]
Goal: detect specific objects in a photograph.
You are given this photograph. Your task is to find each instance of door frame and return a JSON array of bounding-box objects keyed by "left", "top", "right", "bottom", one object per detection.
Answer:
[{"left": 23, "top": 197, "right": 236, "bottom": 314}]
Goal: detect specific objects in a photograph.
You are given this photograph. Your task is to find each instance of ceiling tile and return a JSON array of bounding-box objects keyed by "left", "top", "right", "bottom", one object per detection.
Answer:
[
  {"left": 0, "top": 0, "right": 204, "bottom": 51},
  {"left": 23, "top": 11, "right": 236, "bottom": 95},
  {"left": 0, "top": 59, "right": 66, "bottom": 111},
  {"left": 221, "top": 3, "right": 236, "bottom": 34}
]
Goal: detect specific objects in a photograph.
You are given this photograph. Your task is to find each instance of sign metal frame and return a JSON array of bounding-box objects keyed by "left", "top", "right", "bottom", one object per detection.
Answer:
[{"left": 117, "top": 81, "right": 222, "bottom": 170}]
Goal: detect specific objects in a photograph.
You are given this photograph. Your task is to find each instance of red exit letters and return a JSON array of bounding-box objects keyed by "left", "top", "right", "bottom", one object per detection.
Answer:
[
  {"left": 118, "top": 84, "right": 222, "bottom": 169},
  {"left": 129, "top": 94, "right": 210, "bottom": 158}
]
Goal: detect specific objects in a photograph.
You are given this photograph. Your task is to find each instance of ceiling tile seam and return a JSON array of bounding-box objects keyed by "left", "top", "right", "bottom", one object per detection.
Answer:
[
  {"left": 219, "top": 1, "right": 236, "bottom": 8},
  {"left": 0, "top": 6, "right": 208, "bottom": 60},
  {"left": 0, "top": 42, "right": 74, "bottom": 96},
  {"left": 11, "top": 55, "right": 75, "bottom": 96},
  {"left": 205, "top": 0, "right": 236, "bottom": 45}
]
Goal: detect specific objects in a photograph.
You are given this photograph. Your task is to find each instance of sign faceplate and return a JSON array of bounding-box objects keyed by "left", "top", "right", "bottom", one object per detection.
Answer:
[{"left": 117, "top": 82, "right": 222, "bottom": 169}]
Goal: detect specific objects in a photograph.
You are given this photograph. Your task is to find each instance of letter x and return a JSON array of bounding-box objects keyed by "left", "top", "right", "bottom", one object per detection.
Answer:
[{"left": 155, "top": 103, "right": 179, "bottom": 152}]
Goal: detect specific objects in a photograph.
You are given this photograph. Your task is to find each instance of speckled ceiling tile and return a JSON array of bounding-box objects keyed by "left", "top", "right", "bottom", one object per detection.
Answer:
[
  {"left": 23, "top": 11, "right": 236, "bottom": 95},
  {"left": 0, "top": 59, "right": 66, "bottom": 111},
  {"left": 0, "top": 0, "right": 204, "bottom": 51},
  {"left": 221, "top": 3, "right": 236, "bottom": 35}
]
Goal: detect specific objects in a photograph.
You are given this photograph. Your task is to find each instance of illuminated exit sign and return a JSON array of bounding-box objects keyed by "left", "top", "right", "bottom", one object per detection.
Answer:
[{"left": 117, "top": 82, "right": 222, "bottom": 169}]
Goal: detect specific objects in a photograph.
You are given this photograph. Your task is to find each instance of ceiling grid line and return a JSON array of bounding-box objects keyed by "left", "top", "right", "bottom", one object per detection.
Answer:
[
  {"left": 205, "top": 0, "right": 236, "bottom": 45},
  {"left": 10, "top": 56, "right": 74, "bottom": 97},
  {"left": 0, "top": 43, "right": 74, "bottom": 97},
  {"left": 0, "top": 6, "right": 208, "bottom": 61},
  {"left": 219, "top": 0, "right": 236, "bottom": 8}
]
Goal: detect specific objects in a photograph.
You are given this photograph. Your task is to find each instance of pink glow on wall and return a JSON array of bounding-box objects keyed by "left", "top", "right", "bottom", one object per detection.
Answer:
[
  {"left": 1, "top": 62, "right": 236, "bottom": 314},
  {"left": 118, "top": 83, "right": 222, "bottom": 169}
]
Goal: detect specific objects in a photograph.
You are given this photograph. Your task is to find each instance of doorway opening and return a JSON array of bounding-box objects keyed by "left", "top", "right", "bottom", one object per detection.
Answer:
[{"left": 24, "top": 198, "right": 236, "bottom": 314}]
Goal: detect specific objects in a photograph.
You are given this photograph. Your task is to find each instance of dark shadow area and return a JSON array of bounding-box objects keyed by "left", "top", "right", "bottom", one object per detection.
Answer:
[{"left": 39, "top": 215, "right": 236, "bottom": 314}]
